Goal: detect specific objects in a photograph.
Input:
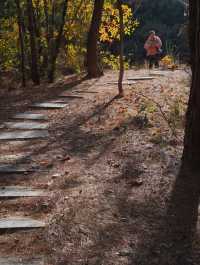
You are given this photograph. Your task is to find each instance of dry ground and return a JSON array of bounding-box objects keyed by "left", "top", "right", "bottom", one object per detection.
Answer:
[{"left": 1, "top": 69, "right": 199, "bottom": 265}]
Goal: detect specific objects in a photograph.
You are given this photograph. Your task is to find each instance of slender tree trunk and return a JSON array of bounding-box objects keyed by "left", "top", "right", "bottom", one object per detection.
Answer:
[
  {"left": 49, "top": 0, "right": 55, "bottom": 41},
  {"left": 34, "top": 0, "right": 42, "bottom": 64},
  {"left": 86, "top": 0, "right": 104, "bottom": 78},
  {"left": 117, "top": 0, "right": 124, "bottom": 97},
  {"left": 48, "top": 0, "right": 68, "bottom": 83},
  {"left": 43, "top": 0, "right": 50, "bottom": 45},
  {"left": 47, "top": 0, "right": 56, "bottom": 74},
  {"left": 181, "top": 0, "right": 200, "bottom": 169},
  {"left": 27, "top": 0, "right": 40, "bottom": 85},
  {"left": 42, "top": 0, "right": 50, "bottom": 71},
  {"left": 15, "top": 0, "right": 26, "bottom": 87}
]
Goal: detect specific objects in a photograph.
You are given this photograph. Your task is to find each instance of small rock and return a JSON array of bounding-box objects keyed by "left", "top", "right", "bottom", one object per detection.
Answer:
[
  {"left": 129, "top": 178, "right": 143, "bottom": 187},
  {"left": 52, "top": 173, "right": 61, "bottom": 178},
  {"left": 117, "top": 249, "right": 133, "bottom": 257},
  {"left": 62, "top": 156, "right": 71, "bottom": 161}
]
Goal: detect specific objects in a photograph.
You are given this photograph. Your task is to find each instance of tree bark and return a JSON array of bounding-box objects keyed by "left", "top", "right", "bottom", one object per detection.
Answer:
[
  {"left": 117, "top": 0, "right": 124, "bottom": 97},
  {"left": 27, "top": 0, "right": 40, "bottom": 85},
  {"left": 34, "top": 0, "right": 42, "bottom": 58},
  {"left": 181, "top": 0, "right": 200, "bottom": 170},
  {"left": 15, "top": 0, "right": 26, "bottom": 87},
  {"left": 86, "top": 0, "right": 104, "bottom": 78},
  {"left": 43, "top": 0, "right": 50, "bottom": 45},
  {"left": 42, "top": 0, "right": 50, "bottom": 70},
  {"left": 48, "top": 0, "right": 68, "bottom": 83}
]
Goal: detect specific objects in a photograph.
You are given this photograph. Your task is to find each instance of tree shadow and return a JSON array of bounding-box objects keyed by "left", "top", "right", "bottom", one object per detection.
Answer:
[
  {"left": 0, "top": 94, "right": 120, "bottom": 187},
  {"left": 0, "top": 73, "right": 87, "bottom": 123},
  {"left": 129, "top": 166, "right": 200, "bottom": 265}
]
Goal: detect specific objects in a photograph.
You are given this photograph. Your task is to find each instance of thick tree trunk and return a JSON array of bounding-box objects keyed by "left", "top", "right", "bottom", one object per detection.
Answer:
[
  {"left": 15, "top": 0, "right": 26, "bottom": 87},
  {"left": 86, "top": 0, "right": 104, "bottom": 78},
  {"left": 27, "top": 0, "right": 40, "bottom": 85},
  {"left": 181, "top": 0, "right": 200, "bottom": 170},
  {"left": 117, "top": 0, "right": 124, "bottom": 97},
  {"left": 48, "top": 0, "right": 68, "bottom": 83}
]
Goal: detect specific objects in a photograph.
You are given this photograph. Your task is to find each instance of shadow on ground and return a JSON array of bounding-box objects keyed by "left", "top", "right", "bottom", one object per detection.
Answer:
[
  {"left": 1, "top": 76, "right": 200, "bottom": 265},
  {"left": 128, "top": 167, "right": 200, "bottom": 265}
]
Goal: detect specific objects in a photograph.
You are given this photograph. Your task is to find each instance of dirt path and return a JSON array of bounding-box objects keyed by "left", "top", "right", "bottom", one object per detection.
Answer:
[{"left": 1, "top": 69, "right": 199, "bottom": 265}]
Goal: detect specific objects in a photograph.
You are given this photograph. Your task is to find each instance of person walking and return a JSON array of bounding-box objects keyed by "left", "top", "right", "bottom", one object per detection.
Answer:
[{"left": 144, "top": 30, "right": 162, "bottom": 69}]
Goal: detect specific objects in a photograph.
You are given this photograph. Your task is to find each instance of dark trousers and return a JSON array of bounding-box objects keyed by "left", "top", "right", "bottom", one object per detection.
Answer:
[{"left": 147, "top": 54, "right": 159, "bottom": 69}]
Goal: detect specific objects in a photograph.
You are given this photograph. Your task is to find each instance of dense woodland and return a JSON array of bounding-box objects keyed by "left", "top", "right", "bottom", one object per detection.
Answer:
[{"left": 0, "top": 0, "right": 188, "bottom": 86}]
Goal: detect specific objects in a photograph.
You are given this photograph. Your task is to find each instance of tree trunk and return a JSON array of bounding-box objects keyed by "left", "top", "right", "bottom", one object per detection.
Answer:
[
  {"left": 15, "top": 0, "right": 26, "bottom": 87},
  {"left": 34, "top": 0, "right": 42, "bottom": 65},
  {"left": 42, "top": 0, "right": 50, "bottom": 71},
  {"left": 117, "top": 0, "right": 124, "bottom": 97},
  {"left": 48, "top": 0, "right": 68, "bottom": 83},
  {"left": 181, "top": 0, "right": 200, "bottom": 170},
  {"left": 86, "top": 0, "right": 104, "bottom": 78},
  {"left": 27, "top": 0, "right": 40, "bottom": 85}
]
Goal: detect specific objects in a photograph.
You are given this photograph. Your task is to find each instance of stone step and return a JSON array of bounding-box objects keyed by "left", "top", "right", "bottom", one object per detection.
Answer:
[
  {"left": 106, "top": 81, "right": 137, "bottom": 85},
  {"left": 73, "top": 90, "right": 98, "bottom": 94},
  {"left": 13, "top": 113, "right": 48, "bottom": 121},
  {"left": 31, "top": 103, "right": 67, "bottom": 109},
  {"left": 4, "top": 122, "right": 49, "bottom": 130},
  {"left": 0, "top": 154, "right": 30, "bottom": 164},
  {"left": 0, "top": 186, "right": 47, "bottom": 197},
  {"left": 127, "top": 76, "right": 155, "bottom": 80},
  {"left": 0, "top": 217, "right": 46, "bottom": 229},
  {"left": 149, "top": 70, "right": 170, "bottom": 76},
  {"left": 49, "top": 99, "right": 69, "bottom": 103},
  {"left": 59, "top": 93, "right": 84, "bottom": 99},
  {"left": 0, "top": 131, "right": 49, "bottom": 140},
  {"left": 0, "top": 165, "right": 33, "bottom": 173},
  {"left": 0, "top": 257, "right": 44, "bottom": 265}
]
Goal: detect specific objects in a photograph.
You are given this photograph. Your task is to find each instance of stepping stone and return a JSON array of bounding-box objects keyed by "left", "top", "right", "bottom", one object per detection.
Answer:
[
  {"left": 59, "top": 93, "right": 84, "bottom": 99},
  {"left": 107, "top": 81, "right": 137, "bottom": 85},
  {"left": 73, "top": 90, "right": 98, "bottom": 94},
  {"left": 50, "top": 99, "right": 68, "bottom": 102},
  {"left": 31, "top": 103, "right": 67, "bottom": 108},
  {"left": 4, "top": 122, "right": 49, "bottom": 130},
  {"left": 0, "top": 165, "right": 32, "bottom": 173},
  {"left": 0, "top": 186, "right": 47, "bottom": 197},
  {"left": 0, "top": 257, "right": 44, "bottom": 265},
  {"left": 13, "top": 113, "right": 48, "bottom": 121},
  {"left": 0, "top": 131, "right": 49, "bottom": 140},
  {"left": 0, "top": 217, "right": 45, "bottom": 229},
  {"left": 149, "top": 73, "right": 166, "bottom": 76},
  {"left": 127, "top": 76, "right": 155, "bottom": 80},
  {"left": 149, "top": 71, "right": 170, "bottom": 76},
  {"left": 0, "top": 154, "right": 30, "bottom": 163}
]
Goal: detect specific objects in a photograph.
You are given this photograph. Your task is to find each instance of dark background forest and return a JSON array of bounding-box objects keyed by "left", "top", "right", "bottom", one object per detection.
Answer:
[{"left": 125, "top": 0, "right": 189, "bottom": 63}]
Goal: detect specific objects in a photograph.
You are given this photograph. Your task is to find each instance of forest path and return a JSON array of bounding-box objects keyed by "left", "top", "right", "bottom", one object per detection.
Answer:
[{"left": 0, "top": 69, "right": 193, "bottom": 265}]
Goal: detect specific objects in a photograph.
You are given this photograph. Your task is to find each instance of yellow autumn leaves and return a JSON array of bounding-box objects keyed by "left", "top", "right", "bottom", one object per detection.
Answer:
[{"left": 100, "top": 3, "right": 139, "bottom": 43}]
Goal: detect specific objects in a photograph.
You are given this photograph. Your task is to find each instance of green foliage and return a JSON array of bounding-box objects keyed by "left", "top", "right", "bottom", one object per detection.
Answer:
[
  {"left": 102, "top": 52, "right": 129, "bottom": 70},
  {"left": 0, "top": 18, "right": 18, "bottom": 70},
  {"left": 168, "top": 97, "right": 185, "bottom": 129}
]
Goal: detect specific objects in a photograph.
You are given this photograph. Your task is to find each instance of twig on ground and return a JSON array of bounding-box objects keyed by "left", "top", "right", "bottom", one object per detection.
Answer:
[{"left": 133, "top": 91, "right": 180, "bottom": 140}]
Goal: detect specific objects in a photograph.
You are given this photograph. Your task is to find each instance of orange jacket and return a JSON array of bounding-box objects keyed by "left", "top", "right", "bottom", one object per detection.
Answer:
[{"left": 144, "top": 36, "right": 162, "bottom": 56}]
